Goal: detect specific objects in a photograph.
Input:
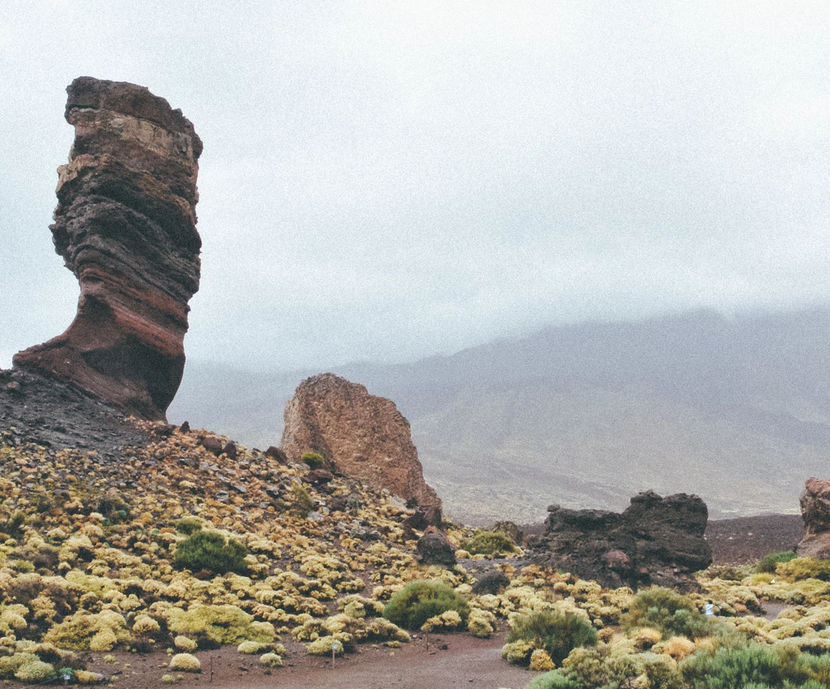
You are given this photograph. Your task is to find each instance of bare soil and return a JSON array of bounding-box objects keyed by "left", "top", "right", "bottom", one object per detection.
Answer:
[{"left": 68, "top": 631, "right": 532, "bottom": 689}]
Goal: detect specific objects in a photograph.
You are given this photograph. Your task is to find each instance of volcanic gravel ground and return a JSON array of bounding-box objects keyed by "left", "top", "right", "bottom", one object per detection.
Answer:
[
  {"left": 706, "top": 514, "right": 804, "bottom": 564},
  {"left": 0, "top": 368, "right": 153, "bottom": 454}
]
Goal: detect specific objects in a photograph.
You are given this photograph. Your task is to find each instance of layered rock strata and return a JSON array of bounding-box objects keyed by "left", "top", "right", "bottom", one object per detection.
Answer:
[
  {"left": 281, "top": 373, "right": 441, "bottom": 507},
  {"left": 797, "top": 477, "right": 830, "bottom": 559},
  {"left": 13, "top": 77, "right": 202, "bottom": 419},
  {"left": 530, "top": 490, "right": 711, "bottom": 589}
]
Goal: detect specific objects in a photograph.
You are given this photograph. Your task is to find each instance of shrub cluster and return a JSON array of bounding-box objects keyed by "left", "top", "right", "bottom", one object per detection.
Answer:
[
  {"left": 777, "top": 557, "right": 830, "bottom": 582},
  {"left": 382, "top": 580, "right": 470, "bottom": 630},
  {"left": 173, "top": 530, "right": 248, "bottom": 575},
  {"left": 461, "top": 530, "right": 516, "bottom": 556},
  {"left": 622, "top": 587, "right": 712, "bottom": 640},
  {"left": 756, "top": 550, "right": 798, "bottom": 573},
  {"left": 300, "top": 452, "right": 326, "bottom": 469},
  {"left": 506, "top": 609, "right": 597, "bottom": 666}
]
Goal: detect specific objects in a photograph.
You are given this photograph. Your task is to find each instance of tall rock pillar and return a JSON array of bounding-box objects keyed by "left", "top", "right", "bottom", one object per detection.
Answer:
[{"left": 14, "top": 77, "right": 202, "bottom": 419}]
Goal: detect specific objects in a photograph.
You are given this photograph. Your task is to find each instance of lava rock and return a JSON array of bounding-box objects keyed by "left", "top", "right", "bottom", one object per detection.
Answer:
[
  {"left": 529, "top": 490, "right": 711, "bottom": 589},
  {"left": 416, "top": 526, "right": 456, "bottom": 566}
]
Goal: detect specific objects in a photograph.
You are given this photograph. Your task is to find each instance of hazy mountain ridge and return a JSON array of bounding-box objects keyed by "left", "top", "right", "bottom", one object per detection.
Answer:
[{"left": 169, "top": 307, "right": 830, "bottom": 523}]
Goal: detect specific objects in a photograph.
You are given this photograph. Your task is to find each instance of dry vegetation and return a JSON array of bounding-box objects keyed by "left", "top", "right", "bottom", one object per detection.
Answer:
[{"left": 0, "top": 422, "right": 828, "bottom": 688}]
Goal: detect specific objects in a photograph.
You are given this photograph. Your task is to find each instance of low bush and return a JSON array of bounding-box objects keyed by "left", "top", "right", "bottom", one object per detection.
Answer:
[
  {"left": 291, "top": 484, "right": 315, "bottom": 516},
  {"left": 173, "top": 530, "right": 248, "bottom": 574},
  {"left": 524, "top": 670, "right": 580, "bottom": 689},
  {"left": 175, "top": 517, "right": 204, "bottom": 535},
  {"left": 461, "top": 530, "right": 516, "bottom": 556},
  {"left": 778, "top": 557, "right": 830, "bottom": 582},
  {"left": 756, "top": 550, "right": 797, "bottom": 573},
  {"left": 382, "top": 580, "right": 470, "bottom": 630},
  {"left": 680, "top": 641, "right": 830, "bottom": 689},
  {"left": 168, "top": 604, "right": 274, "bottom": 647},
  {"left": 507, "top": 609, "right": 597, "bottom": 665},
  {"left": 622, "top": 587, "right": 711, "bottom": 640},
  {"left": 300, "top": 452, "right": 326, "bottom": 469}
]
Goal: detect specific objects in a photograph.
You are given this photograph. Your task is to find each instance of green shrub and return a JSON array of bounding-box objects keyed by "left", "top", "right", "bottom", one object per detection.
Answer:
[
  {"left": 756, "top": 551, "right": 797, "bottom": 573},
  {"left": 290, "top": 483, "right": 315, "bottom": 516},
  {"left": 173, "top": 530, "right": 248, "bottom": 575},
  {"left": 168, "top": 604, "right": 274, "bottom": 647},
  {"left": 507, "top": 610, "right": 597, "bottom": 665},
  {"left": 778, "top": 557, "right": 830, "bottom": 582},
  {"left": 524, "top": 670, "right": 580, "bottom": 689},
  {"left": 1, "top": 511, "right": 26, "bottom": 537},
  {"left": 382, "top": 580, "right": 470, "bottom": 630},
  {"left": 175, "top": 517, "right": 204, "bottom": 535},
  {"left": 622, "top": 587, "right": 712, "bottom": 640},
  {"left": 461, "top": 530, "right": 516, "bottom": 555},
  {"left": 300, "top": 452, "right": 326, "bottom": 469},
  {"left": 679, "top": 642, "right": 828, "bottom": 689}
]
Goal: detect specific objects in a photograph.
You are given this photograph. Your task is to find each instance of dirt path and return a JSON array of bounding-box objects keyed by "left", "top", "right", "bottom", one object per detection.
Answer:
[
  {"left": 272, "top": 633, "right": 532, "bottom": 689},
  {"left": 78, "top": 631, "right": 535, "bottom": 689}
]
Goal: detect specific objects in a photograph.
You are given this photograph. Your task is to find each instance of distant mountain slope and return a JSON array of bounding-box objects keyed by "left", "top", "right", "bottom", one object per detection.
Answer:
[{"left": 169, "top": 308, "right": 830, "bottom": 523}]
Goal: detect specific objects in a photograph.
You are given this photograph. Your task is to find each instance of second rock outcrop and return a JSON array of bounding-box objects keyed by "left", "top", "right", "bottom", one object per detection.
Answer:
[
  {"left": 281, "top": 373, "right": 441, "bottom": 507},
  {"left": 530, "top": 490, "right": 712, "bottom": 589}
]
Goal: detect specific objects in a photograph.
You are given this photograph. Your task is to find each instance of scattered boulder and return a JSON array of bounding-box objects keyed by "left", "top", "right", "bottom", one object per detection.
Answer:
[
  {"left": 201, "top": 437, "right": 223, "bottom": 455},
  {"left": 493, "top": 520, "right": 523, "bottom": 546},
  {"left": 797, "top": 477, "right": 830, "bottom": 559},
  {"left": 264, "top": 446, "right": 288, "bottom": 463},
  {"left": 471, "top": 568, "right": 510, "bottom": 594},
  {"left": 13, "top": 76, "right": 202, "bottom": 420},
  {"left": 529, "top": 490, "right": 711, "bottom": 589},
  {"left": 416, "top": 526, "right": 456, "bottom": 566},
  {"left": 303, "top": 469, "right": 334, "bottom": 486},
  {"left": 403, "top": 505, "right": 443, "bottom": 531},
  {"left": 281, "top": 373, "right": 440, "bottom": 507}
]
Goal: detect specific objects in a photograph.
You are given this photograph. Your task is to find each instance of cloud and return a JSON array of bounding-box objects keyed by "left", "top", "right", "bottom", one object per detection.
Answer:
[{"left": 1, "top": 1, "right": 828, "bottom": 370}]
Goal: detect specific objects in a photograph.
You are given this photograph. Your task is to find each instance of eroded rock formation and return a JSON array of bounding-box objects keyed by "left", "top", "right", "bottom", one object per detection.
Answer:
[
  {"left": 281, "top": 373, "right": 441, "bottom": 507},
  {"left": 797, "top": 477, "right": 830, "bottom": 559},
  {"left": 13, "top": 77, "right": 202, "bottom": 419},
  {"left": 529, "top": 490, "right": 711, "bottom": 589}
]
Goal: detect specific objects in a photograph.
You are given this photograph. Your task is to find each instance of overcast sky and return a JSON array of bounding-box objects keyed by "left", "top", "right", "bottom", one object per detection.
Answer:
[{"left": 1, "top": 2, "right": 828, "bottom": 372}]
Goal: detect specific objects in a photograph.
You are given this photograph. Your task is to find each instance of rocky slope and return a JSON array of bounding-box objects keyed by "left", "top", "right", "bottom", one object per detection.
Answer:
[
  {"left": 281, "top": 373, "right": 440, "bottom": 507},
  {"left": 13, "top": 77, "right": 202, "bottom": 420}
]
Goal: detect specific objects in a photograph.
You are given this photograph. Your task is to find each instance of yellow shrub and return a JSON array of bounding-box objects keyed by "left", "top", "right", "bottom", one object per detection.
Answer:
[
  {"left": 530, "top": 648, "right": 555, "bottom": 671},
  {"left": 169, "top": 653, "right": 200, "bottom": 672}
]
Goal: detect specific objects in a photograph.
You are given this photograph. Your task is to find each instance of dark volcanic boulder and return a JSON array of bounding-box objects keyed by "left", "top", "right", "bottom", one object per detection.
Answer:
[
  {"left": 403, "top": 505, "right": 443, "bottom": 531},
  {"left": 530, "top": 490, "right": 711, "bottom": 589},
  {"left": 797, "top": 477, "right": 830, "bottom": 559},
  {"left": 13, "top": 77, "right": 202, "bottom": 420},
  {"left": 416, "top": 526, "right": 456, "bottom": 566}
]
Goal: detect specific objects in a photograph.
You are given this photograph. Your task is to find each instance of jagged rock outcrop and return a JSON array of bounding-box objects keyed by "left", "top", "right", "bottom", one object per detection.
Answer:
[
  {"left": 529, "top": 490, "right": 711, "bottom": 589},
  {"left": 13, "top": 77, "right": 202, "bottom": 419},
  {"left": 281, "top": 373, "right": 441, "bottom": 507},
  {"left": 797, "top": 477, "right": 830, "bottom": 559}
]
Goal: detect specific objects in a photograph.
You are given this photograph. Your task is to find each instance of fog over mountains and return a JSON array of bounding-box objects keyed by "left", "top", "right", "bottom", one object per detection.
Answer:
[{"left": 169, "top": 308, "right": 830, "bottom": 523}]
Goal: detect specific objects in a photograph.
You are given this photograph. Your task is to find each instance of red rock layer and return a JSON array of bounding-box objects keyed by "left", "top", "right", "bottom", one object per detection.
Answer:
[
  {"left": 281, "top": 373, "right": 441, "bottom": 508},
  {"left": 13, "top": 77, "right": 202, "bottom": 419}
]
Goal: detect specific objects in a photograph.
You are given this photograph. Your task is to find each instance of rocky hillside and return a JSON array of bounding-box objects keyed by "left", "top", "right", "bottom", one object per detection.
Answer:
[{"left": 170, "top": 308, "right": 830, "bottom": 522}]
